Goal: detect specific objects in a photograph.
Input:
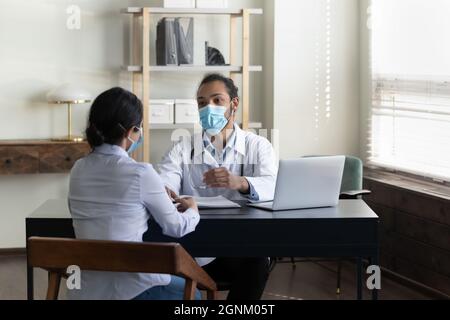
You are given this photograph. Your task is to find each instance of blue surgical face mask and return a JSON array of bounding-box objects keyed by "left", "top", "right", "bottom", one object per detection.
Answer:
[
  {"left": 127, "top": 126, "right": 143, "bottom": 154},
  {"left": 199, "top": 104, "right": 234, "bottom": 136}
]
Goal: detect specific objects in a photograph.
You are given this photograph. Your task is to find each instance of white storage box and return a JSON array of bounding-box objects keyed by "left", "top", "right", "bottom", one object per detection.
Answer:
[
  {"left": 175, "top": 99, "right": 199, "bottom": 124},
  {"left": 196, "top": 0, "right": 228, "bottom": 9},
  {"left": 150, "top": 99, "right": 174, "bottom": 124},
  {"left": 164, "top": 0, "right": 195, "bottom": 8}
]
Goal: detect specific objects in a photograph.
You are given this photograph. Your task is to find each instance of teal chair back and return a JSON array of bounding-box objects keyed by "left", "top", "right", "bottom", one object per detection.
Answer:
[{"left": 340, "top": 156, "right": 363, "bottom": 193}]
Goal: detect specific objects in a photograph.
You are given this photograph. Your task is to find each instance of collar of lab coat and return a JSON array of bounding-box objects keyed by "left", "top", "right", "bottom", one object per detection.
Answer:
[
  {"left": 93, "top": 144, "right": 129, "bottom": 158},
  {"left": 193, "top": 123, "right": 246, "bottom": 158}
]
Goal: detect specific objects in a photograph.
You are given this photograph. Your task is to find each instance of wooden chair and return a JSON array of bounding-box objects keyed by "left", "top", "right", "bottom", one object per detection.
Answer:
[{"left": 27, "top": 237, "right": 217, "bottom": 300}]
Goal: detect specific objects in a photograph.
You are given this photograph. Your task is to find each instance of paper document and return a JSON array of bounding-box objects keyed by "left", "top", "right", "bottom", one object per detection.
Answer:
[{"left": 180, "top": 196, "right": 241, "bottom": 209}]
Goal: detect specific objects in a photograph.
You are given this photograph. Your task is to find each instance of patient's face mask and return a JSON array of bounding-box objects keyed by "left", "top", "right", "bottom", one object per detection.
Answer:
[
  {"left": 127, "top": 126, "right": 143, "bottom": 154},
  {"left": 199, "top": 103, "right": 234, "bottom": 136}
]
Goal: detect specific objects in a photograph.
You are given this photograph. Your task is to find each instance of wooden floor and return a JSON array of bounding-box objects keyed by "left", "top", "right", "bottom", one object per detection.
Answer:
[{"left": 0, "top": 255, "right": 433, "bottom": 300}]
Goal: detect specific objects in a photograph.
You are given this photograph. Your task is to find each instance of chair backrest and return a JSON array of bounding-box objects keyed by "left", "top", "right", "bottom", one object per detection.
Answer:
[
  {"left": 27, "top": 237, "right": 217, "bottom": 300},
  {"left": 340, "top": 156, "right": 363, "bottom": 193}
]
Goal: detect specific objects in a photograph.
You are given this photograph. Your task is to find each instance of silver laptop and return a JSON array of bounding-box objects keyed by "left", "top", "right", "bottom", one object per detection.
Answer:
[{"left": 248, "top": 156, "right": 346, "bottom": 211}]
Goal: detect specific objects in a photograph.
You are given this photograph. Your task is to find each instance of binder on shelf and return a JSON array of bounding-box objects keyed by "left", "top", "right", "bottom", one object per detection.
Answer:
[
  {"left": 174, "top": 18, "right": 194, "bottom": 65},
  {"left": 156, "top": 18, "right": 178, "bottom": 65},
  {"left": 156, "top": 17, "right": 194, "bottom": 66}
]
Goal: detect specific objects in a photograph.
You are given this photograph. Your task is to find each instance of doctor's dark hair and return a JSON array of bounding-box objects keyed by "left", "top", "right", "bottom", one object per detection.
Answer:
[
  {"left": 198, "top": 73, "right": 239, "bottom": 100},
  {"left": 85, "top": 87, "right": 143, "bottom": 148}
]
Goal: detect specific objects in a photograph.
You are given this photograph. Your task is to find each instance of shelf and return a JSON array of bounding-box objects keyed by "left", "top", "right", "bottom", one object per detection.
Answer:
[
  {"left": 0, "top": 140, "right": 89, "bottom": 175},
  {"left": 121, "top": 7, "right": 263, "bottom": 15},
  {"left": 0, "top": 140, "right": 88, "bottom": 146},
  {"left": 124, "top": 65, "right": 263, "bottom": 73},
  {"left": 150, "top": 123, "right": 263, "bottom": 130}
]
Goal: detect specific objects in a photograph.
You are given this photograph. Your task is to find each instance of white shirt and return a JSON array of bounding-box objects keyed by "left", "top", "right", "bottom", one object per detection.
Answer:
[
  {"left": 159, "top": 124, "right": 278, "bottom": 202},
  {"left": 158, "top": 124, "right": 278, "bottom": 266},
  {"left": 67, "top": 144, "right": 200, "bottom": 300}
]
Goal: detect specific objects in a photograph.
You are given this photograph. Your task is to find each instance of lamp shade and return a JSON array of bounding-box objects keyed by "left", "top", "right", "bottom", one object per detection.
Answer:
[{"left": 47, "top": 84, "right": 92, "bottom": 104}]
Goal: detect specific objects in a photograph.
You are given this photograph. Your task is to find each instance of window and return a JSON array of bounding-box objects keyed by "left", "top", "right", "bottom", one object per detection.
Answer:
[{"left": 369, "top": 0, "right": 450, "bottom": 181}]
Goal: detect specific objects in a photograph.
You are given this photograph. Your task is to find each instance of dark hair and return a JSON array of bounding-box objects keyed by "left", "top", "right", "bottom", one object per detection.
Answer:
[
  {"left": 198, "top": 73, "right": 239, "bottom": 100},
  {"left": 85, "top": 87, "right": 143, "bottom": 148}
]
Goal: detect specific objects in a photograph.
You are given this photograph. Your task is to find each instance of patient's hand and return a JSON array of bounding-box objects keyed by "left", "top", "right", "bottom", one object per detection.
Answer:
[
  {"left": 165, "top": 187, "right": 178, "bottom": 201},
  {"left": 175, "top": 197, "right": 198, "bottom": 213},
  {"left": 203, "top": 167, "right": 250, "bottom": 193}
]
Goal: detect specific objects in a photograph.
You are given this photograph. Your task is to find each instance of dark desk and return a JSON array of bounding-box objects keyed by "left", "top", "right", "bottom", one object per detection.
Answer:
[{"left": 26, "top": 199, "right": 379, "bottom": 300}]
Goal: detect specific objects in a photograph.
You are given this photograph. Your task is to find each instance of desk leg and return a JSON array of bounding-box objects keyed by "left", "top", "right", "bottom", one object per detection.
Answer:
[
  {"left": 27, "top": 266, "right": 34, "bottom": 300},
  {"left": 357, "top": 257, "right": 363, "bottom": 300}
]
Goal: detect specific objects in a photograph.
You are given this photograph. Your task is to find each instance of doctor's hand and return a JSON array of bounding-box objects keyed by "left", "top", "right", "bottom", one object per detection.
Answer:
[{"left": 203, "top": 168, "right": 250, "bottom": 194}]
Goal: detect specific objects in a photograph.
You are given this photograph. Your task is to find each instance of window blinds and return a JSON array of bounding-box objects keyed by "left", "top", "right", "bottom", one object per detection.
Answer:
[{"left": 370, "top": 76, "right": 450, "bottom": 181}]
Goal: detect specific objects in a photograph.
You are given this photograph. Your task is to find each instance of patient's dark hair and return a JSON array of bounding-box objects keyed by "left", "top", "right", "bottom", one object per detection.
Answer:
[
  {"left": 85, "top": 87, "right": 143, "bottom": 148},
  {"left": 198, "top": 73, "right": 239, "bottom": 100}
]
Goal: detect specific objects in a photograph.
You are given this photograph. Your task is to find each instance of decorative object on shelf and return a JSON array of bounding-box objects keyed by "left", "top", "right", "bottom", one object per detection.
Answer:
[
  {"left": 175, "top": 99, "right": 199, "bottom": 124},
  {"left": 196, "top": 0, "right": 228, "bottom": 9},
  {"left": 164, "top": 0, "right": 195, "bottom": 8},
  {"left": 150, "top": 99, "right": 175, "bottom": 124},
  {"left": 205, "top": 41, "right": 226, "bottom": 65},
  {"left": 47, "top": 84, "right": 91, "bottom": 142},
  {"left": 157, "top": 17, "right": 194, "bottom": 66}
]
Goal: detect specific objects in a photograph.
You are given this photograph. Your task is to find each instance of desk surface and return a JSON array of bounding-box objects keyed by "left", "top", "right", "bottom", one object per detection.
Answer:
[{"left": 28, "top": 199, "right": 378, "bottom": 220}]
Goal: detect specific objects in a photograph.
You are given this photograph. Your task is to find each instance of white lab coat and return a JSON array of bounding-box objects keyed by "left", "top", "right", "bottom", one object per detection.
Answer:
[{"left": 159, "top": 124, "right": 278, "bottom": 202}]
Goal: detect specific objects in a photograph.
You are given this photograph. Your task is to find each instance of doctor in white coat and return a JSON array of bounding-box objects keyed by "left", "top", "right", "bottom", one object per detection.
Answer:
[{"left": 159, "top": 74, "right": 278, "bottom": 300}]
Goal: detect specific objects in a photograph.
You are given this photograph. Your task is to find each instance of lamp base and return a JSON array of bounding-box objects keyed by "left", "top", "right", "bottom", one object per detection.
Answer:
[{"left": 51, "top": 136, "right": 85, "bottom": 143}]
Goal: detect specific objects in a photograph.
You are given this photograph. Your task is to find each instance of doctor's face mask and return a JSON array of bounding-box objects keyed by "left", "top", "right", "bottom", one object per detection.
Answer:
[{"left": 197, "top": 79, "right": 238, "bottom": 136}]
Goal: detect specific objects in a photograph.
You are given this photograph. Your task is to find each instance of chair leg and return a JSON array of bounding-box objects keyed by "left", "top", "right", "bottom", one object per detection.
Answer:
[
  {"left": 290, "top": 257, "right": 296, "bottom": 269},
  {"left": 183, "top": 279, "right": 198, "bottom": 300},
  {"left": 269, "top": 257, "right": 277, "bottom": 273},
  {"left": 46, "top": 271, "right": 61, "bottom": 300},
  {"left": 336, "top": 259, "right": 342, "bottom": 295}
]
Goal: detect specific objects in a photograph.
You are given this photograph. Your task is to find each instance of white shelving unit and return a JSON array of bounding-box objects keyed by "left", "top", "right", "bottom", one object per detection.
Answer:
[{"left": 121, "top": 7, "right": 263, "bottom": 162}]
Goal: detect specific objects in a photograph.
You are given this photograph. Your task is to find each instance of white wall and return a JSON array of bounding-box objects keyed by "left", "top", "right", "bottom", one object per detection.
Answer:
[
  {"left": 263, "top": 0, "right": 274, "bottom": 130},
  {"left": 273, "top": 0, "right": 360, "bottom": 159},
  {"left": 0, "top": 0, "right": 266, "bottom": 248}
]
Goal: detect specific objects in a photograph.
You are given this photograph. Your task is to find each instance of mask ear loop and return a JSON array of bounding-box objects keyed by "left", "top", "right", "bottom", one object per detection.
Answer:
[
  {"left": 228, "top": 100, "right": 236, "bottom": 121},
  {"left": 128, "top": 126, "right": 143, "bottom": 144},
  {"left": 118, "top": 123, "right": 140, "bottom": 144}
]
